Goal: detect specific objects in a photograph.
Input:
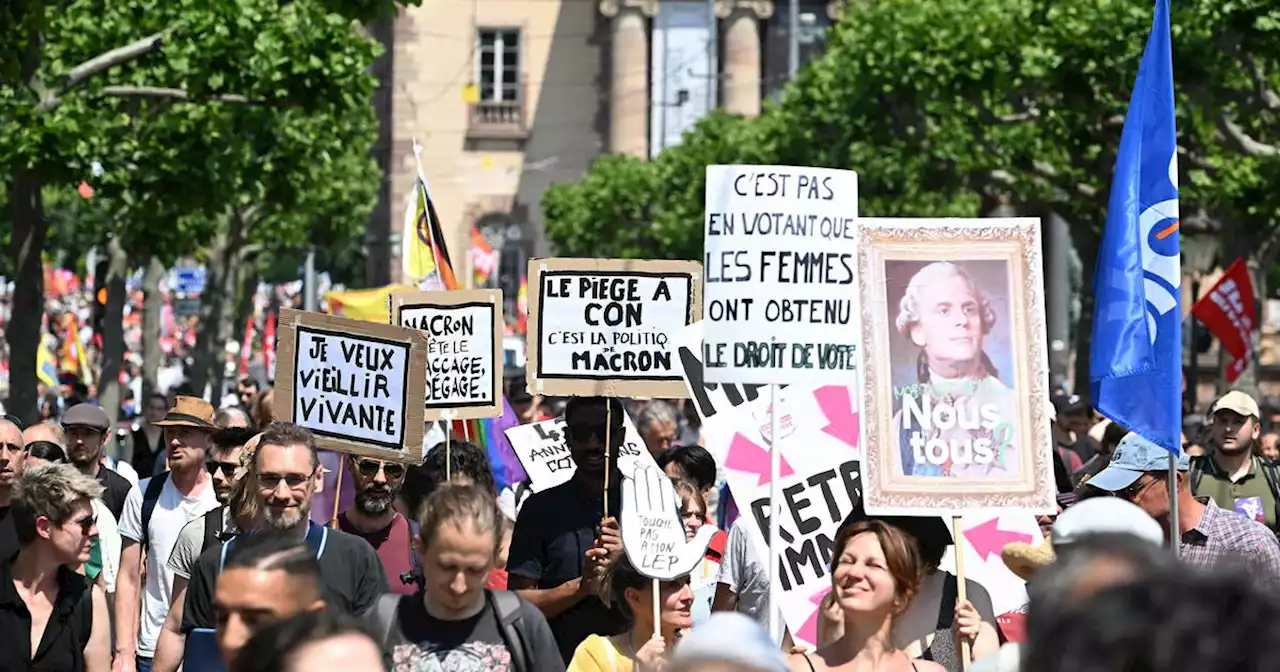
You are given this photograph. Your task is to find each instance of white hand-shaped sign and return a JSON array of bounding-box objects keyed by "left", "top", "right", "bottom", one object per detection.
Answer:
[{"left": 622, "top": 464, "right": 717, "bottom": 580}]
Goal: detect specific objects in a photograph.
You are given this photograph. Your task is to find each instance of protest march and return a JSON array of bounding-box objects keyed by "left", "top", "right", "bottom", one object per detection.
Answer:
[{"left": 5, "top": 1, "right": 1280, "bottom": 672}]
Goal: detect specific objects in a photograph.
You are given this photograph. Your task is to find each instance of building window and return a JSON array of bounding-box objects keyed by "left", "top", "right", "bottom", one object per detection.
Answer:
[{"left": 477, "top": 29, "right": 521, "bottom": 103}]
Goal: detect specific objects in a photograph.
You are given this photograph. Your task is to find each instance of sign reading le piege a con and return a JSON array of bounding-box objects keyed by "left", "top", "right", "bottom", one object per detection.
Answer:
[
  {"left": 703, "top": 165, "right": 860, "bottom": 385},
  {"left": 274, "top": 308, "right": 428, "bottom": 464},
  {"left": 391, "top": 289, "right": 504, "bottom": 420},
  {"left": 526, "top": 258, "right": 701, "bottom": 398}
]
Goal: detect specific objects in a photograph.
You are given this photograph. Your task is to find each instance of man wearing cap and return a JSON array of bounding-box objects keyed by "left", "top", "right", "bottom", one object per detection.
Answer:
[
  {"left": 63, "top": 402, "right": 140, "bottom": 521},
  {"left": 115, "top": 396, "right": 221, "bottom": 672},
  {"left": 1086, "top": 432, "right": 1280, "bottom": 585},
  {"left": 1189, "top": 390, "right": 1280, "bottom": 534}
]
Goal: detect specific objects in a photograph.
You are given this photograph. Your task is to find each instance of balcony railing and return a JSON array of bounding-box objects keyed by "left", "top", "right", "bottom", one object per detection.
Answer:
[{"left": 468, "top": 80, "right": 528, "bottom": 141}]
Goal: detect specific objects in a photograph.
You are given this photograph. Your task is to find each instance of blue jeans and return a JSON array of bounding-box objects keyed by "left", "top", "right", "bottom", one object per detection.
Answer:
[{"left": 137, "top": 657, "right": 153, "bottom": 672}]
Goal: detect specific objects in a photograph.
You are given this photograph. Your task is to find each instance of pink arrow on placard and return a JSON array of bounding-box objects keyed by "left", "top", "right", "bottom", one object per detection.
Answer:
[
  {"left": 815, "top": 386, "right": 859, "bottom": 451},
  {"left": 796, "top": 586, "right": 832, "bottom": 646},
  {"left": 963, "top": 518, "right": 1034, "bottom": 561},
  {"left": 725, "top": 433, "right": 795, "bottom": 486}
]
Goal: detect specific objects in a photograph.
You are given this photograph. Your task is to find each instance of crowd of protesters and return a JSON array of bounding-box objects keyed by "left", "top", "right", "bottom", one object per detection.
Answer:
[{"left": 3, "top": 360, "right": 1280, "bottom": 672}]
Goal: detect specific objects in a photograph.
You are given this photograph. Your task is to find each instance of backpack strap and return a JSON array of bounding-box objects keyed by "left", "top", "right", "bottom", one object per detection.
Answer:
[
  {"left": 139, "top": 472, "right": 170, "bottom": 548},
  {"left": 370, "top": 592, "right": 403, "bottom": 650},
  {"left": 1188, "top": 454, "right": 1207, "bottom": 494},
  {"left": 1257, "top": 458, "right": 1280, "bottom": 529},
  {"left": 407, "top": 518, "right": 422, "bottom": 587},
  {"left": 488, "top": 589, "right": 530, "bottom": 672},
  {"left": 200, "top": 506, "right": 224, "bottom": 555}
]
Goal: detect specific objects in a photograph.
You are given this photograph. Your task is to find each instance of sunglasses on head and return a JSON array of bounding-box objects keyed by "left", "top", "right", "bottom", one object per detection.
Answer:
[
  {"left": 206, "top": 461, "right": 239, "bottom": 478},
  {"left": 356, "top": 459, "right": 405, "bottom": 479},
  {"left": 2, "top": 414, "right": 24, "bottom": 431}
]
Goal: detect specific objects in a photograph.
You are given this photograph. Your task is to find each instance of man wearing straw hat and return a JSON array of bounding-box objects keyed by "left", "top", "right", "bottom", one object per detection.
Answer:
[{"left": 115, "top": 396, "right": 221, "bottom": 672}]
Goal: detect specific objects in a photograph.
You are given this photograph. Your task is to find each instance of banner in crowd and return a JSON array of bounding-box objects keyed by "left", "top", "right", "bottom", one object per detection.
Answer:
[
  {"left": 525, "top": 257, "right": 701, "bottom": 398},
  {"left": 390, "top": 289, "right": 505, "bottom": 420},
  {"left": 1191, "top": 258, "right": 1257, "bottom": 383},
  {"left": 274, "top": 308, "right": 428, "bottom": 464},
  {"left": 856, "top": 218, "right": 1055, "bottom": 515},
  {"left": 702, "top": 165, "right": 860, "bottom": 384},
  {"left": 505, "top": 412, "right": 658, "bottom": 492}
]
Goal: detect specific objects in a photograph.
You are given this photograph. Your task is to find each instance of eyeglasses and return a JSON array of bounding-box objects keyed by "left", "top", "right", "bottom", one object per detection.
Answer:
[
  {"left": 568, "top": 423, "right": 625, "bottom": 445},
  {"left": 356, "top": 459, "right": 405, "bottom": 480},
  {"left": 206, "top": 461, "right": 239, "bottom": 478},
  {"left": 1119, "top": 475, "right": 1157, "bottom": 501},
  {"left": 258, "top": 470, "right": 316, "bottom": 491}
]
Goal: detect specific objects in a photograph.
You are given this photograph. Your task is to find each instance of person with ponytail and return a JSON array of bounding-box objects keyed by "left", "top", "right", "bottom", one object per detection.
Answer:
[{"left": 567, "top": 555, "right": 695, "bottom": 672}]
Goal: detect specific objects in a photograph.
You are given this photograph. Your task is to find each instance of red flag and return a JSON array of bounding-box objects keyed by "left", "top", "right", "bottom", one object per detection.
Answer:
[
  {"left": 1191, "top": 258, "right": 1257, "bottom": 383},
  {"left": 264, "top": 312, "right": 277, "bottom": 378},
  {"left": 239, "top": 317, "right": 254, "bottom": 376}
]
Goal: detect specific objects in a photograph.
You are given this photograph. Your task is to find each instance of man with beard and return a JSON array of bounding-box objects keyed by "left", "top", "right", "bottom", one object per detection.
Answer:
[
  {"left": 337, "top": 454, "right": 417, "bottom": 595},
  {"left": 0, "top": 416, "right": 27, "bottom": 560},
  {"left": 115, "top": 396, "right": 221, "bottom": 672},
  {"left": 508, "top": 396, "right": 627, "bottom": 662},
  {"left": 1189, "top": 391, "right": 1280, "bottom": 534},
  {"left": 179, "top": 422, "right": 386, "bottom": 639},
  {"left": 62, "top": 403, "right": 139, "bottom": 521}
]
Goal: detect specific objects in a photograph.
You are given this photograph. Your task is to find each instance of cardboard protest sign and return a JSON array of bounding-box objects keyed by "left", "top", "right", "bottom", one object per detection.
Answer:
[
  {"left": 274, "top": 308, "right": 428, "bottom": 464},
  {"left": 390, "top": 289, "right": 504, "bottom": 420},
  {"left": 622, "top": 464, "right": 716, "bottom": 580},
  {"left": 702, "top": 165, "right": 860, "bottom": 385},
  {"left": 856, "top": 218, "right": 1054, "bottom": 515},
  {"left": 525, "top": 257, "right": 701, "bottom": 399},
  {"left": 505, "top": 412, "right": 657, "bottom": 493}
]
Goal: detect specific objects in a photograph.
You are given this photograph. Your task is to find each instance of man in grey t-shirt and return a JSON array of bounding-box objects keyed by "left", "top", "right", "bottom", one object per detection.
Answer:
[{"left": 713, "top": 517, "right": 784, "bottom": 628}]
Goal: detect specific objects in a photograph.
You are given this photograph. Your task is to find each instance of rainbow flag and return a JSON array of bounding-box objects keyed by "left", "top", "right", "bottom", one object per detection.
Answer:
[{"left": 451, "top": 398, "right": 527, "bottom": 491}]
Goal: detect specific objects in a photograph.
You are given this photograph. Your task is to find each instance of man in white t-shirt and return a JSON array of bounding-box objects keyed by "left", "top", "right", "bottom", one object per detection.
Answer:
[
  {"left": 114, "top": 397, "right": 220, "bottom": 672},
  {"left": 714, "top": 516, "right": 785, "bottom": 631}
]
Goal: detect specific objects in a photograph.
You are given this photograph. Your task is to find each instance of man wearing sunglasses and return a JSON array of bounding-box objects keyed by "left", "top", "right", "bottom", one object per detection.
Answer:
[
  {"left": 178, "top": 422, "right": 387, "bottom": 648},
  {"left": 336, "top": 454, "right": 418, "bottom": 595},
  {"left": 1086, "top": 432, "right": 1280, "bottom": 585},
  {"left": 508, "top": 396, "right": 629, "bottom": 662}
]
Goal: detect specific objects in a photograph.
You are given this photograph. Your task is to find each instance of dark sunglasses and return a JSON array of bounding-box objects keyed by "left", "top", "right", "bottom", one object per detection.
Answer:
[
  {"left": 568, "top": 423, "right": 625, "bottom": 445},
  {"left": 68, "top": 514, "right": 96, "bottom": 534},
  {"left": 1118, "top": 475, "right": 1157, "bottom": 501},
  {"left": 356, "top": 460, "right": 405, "bottom": 479},
  {"left": 2, "top": 414, "right": 25, "bottom": 431},
  {"left": 259, "top": 470, "right": 316, "bottom": 490},
  {"left": 206, "top": 461, "right": 239, "bottom": 478}
]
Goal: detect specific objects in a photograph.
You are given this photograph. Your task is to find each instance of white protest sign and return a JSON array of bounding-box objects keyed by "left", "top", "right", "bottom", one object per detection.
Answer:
[
  {"left": 525, "top": 257, "right": 701, "bottom": 399},
  {"left": 702, "top": 165, "right": 860, "bottom": 384},
  {"left": 505, "top": 412, "right": 658, "bottom": 492},
  {"left": 274, "top": 308, "right": 427, "bottom": 464},
  {"left": 622, "top": 464, "right": 717, "bottom": 580},
  {"left": 391, "top": 289, "right": 504, "bottom": 420}
]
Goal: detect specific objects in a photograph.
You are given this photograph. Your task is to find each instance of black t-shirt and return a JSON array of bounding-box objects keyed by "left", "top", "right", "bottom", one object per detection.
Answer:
[
  {"left": 0, "top": 507, "right": 16, "bottom": 563},
  {"left": 382, "top": 591, "right": 565, "bottom": 672},
  {"left": 181, "top": 522, "right": 388, "bottom": 632},
  {"left": 94, "top": 466, "right": 134, "bottom": 522},
  {"left": 0, "top": 549, "right": 94, "bottom": 672},
  {"left": 506, "top": 478, "right": 626, "bottom": 662}
]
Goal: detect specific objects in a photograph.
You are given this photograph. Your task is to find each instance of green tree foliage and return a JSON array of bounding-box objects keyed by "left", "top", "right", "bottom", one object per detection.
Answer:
[
  {"left": 544, "top": 0, "right": 1280, "bottom": 270},
  {"left": 2, "top": 0, "right": 411, "bottom": 422}
]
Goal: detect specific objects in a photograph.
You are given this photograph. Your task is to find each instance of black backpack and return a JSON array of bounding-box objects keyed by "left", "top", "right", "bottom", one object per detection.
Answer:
[
  {"left": 369, "top": 589, "right": 531, "bottom": 672},
  {"left": 1189, "top": 454, "right": 1280, "bottom": 528},
  {"left": 139, "top": 472, "right": 171, "bottom": 548}
]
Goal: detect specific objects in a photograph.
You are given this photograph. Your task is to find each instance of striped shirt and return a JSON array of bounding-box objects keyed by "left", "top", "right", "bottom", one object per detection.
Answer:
[{"left": 1180, "top": 497, "right": 1280, "bottom": 587}]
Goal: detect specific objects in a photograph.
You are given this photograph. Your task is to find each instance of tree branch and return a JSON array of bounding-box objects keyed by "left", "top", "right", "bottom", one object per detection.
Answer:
[
  {"left": 98, "top": 85, "right": 256, "bottom": 104},
  {"left": 982, "top": 98, "right": 1041, "bottom": 125},
  {"left": 1244, "top": 54, "right": 1280, "bottom": 112},
  {"left": 1219, "top": 113, "right": 1280, "bottom": 156},
  {"left": 1177, "top": 145, "right": 1217, "bottom": 172},
  {"left": 61, "top": 29, "right": 172, "bottom": 93}
]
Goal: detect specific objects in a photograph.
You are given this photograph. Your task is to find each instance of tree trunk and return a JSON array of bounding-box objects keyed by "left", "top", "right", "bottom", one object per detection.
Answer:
[
  {"left": 97, "top": 235, "right": 129, "bottom": 424},
  {"left": 4, "top": 171, "right": 48, "bottom": 425},
  {"left": 207, "top": 245, "right": 245, "bottom": 404},
  {"left": 189, "top": 210, "right": 248, "bottom": 397},
  {"left": 1072, "top": 226, "right": 1100, "bottom": 395},
  {"left": 141, "top": 256, "right": 164, "bottom": 402}
]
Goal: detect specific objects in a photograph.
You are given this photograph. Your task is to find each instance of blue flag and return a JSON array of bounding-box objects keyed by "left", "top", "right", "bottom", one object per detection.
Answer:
[{"left": 1090, "top": 0, "right": 1181, "bottom": 454}]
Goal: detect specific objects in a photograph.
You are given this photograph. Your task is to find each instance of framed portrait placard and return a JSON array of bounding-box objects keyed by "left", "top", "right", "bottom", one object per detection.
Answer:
[{"left": 857, "top": 218, "right": 1055, "bottom": 515}]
